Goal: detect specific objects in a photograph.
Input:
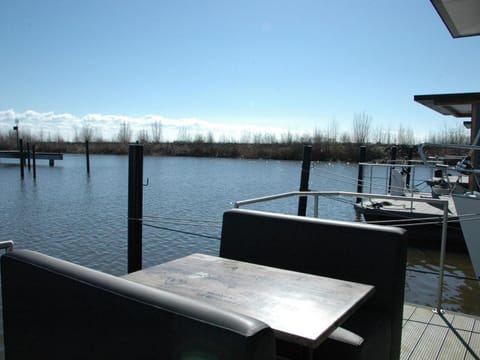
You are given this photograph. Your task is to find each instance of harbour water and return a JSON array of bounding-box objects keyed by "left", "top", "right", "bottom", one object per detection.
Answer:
[{"left": 0, "top": 154, "right": 479, "bottom": 315}]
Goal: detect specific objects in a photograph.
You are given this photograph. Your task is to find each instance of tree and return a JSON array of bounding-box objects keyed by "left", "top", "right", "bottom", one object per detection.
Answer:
[
  {"left": 151, "top": 121, "right": 162, "bottom": 143},
  {"left": 137, "top": 129, "right": 149, "bottom": 144},
  {"left": 80, "top": 123, "right": 95, "bottom": 142},
  {"left": 117, "top": 121, "right": 132, "bottom": 143},
  {"left": 352, "top": 112, "right": 372, "bottom": 144}
]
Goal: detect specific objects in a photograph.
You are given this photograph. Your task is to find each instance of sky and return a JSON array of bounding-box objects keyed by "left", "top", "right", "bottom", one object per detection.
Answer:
[{"left": 1, "top": 0, "right": 480, "bottom": 142}]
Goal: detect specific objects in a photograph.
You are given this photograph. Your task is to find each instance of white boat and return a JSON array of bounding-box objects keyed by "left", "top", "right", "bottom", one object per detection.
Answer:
[
  {"left": 452, "top": 192, "right": 480, "bottom": 279},
  {"left": 353, "top": 160, "right": 467, "bottom": 250}
]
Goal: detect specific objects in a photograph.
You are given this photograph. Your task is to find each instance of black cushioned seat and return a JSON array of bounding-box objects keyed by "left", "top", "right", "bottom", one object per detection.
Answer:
[
  {"left": 219, "top": 208, "right": 407, "bottom": 360},
  {"left": 1, "top": 249, "right": 276, "bottom": 360}
]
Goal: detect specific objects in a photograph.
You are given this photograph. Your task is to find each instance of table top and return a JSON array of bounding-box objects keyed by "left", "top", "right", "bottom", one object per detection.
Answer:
[{"left": 124, "top": 253, "right": 374, "bottom": 348}]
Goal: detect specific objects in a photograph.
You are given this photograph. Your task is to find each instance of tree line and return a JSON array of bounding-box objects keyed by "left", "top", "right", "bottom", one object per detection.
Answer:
[{"left": 0, "top": 113, "right": 470, "bottom": 161}]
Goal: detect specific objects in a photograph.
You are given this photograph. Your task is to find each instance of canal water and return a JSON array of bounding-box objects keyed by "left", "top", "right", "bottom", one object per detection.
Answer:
[{"left": 1, "top": 154, "right": 479, "bottom": 317}]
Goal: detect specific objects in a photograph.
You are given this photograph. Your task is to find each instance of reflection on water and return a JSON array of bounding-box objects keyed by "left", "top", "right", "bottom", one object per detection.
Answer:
[
  {"left": 406, "top": 247, "right": 480, "bottom": 315},
  {"left": 0, "top": 154, "right": 479, "bottom": 316}
]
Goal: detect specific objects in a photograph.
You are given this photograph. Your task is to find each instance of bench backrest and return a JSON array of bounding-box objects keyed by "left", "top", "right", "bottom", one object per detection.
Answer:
[
  {"left": 220, "top": 208, "right": 407, "bottom": 360},
  {"left": 1, "top": 249, "right": 276, "bottom": 360}
]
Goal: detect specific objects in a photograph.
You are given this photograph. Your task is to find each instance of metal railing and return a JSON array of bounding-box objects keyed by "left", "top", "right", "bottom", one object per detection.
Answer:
[
  {"left": 0, "top": 241, "right": 14, "bottom": 252},
  {"left": 234, "top": 190, "right": 450, "bottom": 311}
]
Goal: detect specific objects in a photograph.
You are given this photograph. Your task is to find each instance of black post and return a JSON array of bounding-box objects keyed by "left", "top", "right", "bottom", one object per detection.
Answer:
[
  {"left": 27, "top": 142, "right": 31, "bottom": 171},
  {"left": 19, "top": 139, "right": 24, "bottom": 179},
  {"left": 356, "top": 146, "right": 366, "bottom": 203},
  {"left": 32, "top": 145, "right": 37, "bottom": 180},
  {"left": 388, "top": 146, "right": 397, "bottom": 193},
  {"left": 128, "top": 144, "right": 144, "bottom": 273},
  {"left": 297, "top": 145, "right": 312, "bottom": 216},
  {"left": 85, "top": 140, "right": 90, "bottom": 176},
  {"left": 405, "top": 146, "right": 413, "bottom": 189}
]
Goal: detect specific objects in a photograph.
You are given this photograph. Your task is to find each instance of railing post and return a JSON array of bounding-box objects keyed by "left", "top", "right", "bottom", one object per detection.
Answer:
[
  {"left": 298, "top": 145, "right": 312, "bottom": 216},
  {"left": 435, "top": 202, "right": 449, "bottom": 311},
  {"left": 356, "top": 146, "right": 366, "bottom": 203},
  {"left": 128, "top": 144, "right": 144, "bottom": 273}
]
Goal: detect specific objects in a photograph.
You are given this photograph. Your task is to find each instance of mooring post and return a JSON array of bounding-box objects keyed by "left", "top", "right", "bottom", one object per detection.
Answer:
[
  {"left": 32, "top": 145, "right": 37, "bottom": 180},
  {"left": 356, "top": 146, "right": 366, "bottom": 204},
  {"left": 128, "top": 144, "right": 144, "bottom": 273},
  {"left": 27, "top": 142, "right": 31, "bottom": 171},
  {"left": 388, "top": 146, "right": 397, "bottom": 193},
  {"left": 406, "top": 146, "right": 413, "bottom": 189},
  {"left": 85, "top": 140, "right": 90, "bottom": 176},
  {"left": 19, "top": 139, "right": 24, "bottom": 179},
  {"left": 297, "top": 144, "right": 312, "bottom": 216}
]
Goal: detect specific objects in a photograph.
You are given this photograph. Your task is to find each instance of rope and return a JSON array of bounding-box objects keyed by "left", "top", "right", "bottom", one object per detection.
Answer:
[
  {"left": 406, "top": 267, "right": 479, "bottom": 282},
  {"left": 143, "top": 222, "right": 221, "bottom": 240}
]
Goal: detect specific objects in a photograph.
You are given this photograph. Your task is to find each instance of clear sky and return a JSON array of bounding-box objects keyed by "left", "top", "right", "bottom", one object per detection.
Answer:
[{"left": 1, "top": 0, "right": 479, "bottom": 142}]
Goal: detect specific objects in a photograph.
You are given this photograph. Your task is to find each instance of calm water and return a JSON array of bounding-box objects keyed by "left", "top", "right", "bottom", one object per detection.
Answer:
[{"left": 1, "top": 154, "right": 479, "bottom": 316}]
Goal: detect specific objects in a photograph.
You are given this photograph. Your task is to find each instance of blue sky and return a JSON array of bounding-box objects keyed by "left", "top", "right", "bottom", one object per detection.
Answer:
[{"left": 1, "top": 0, "right": 479, "bottom": 142}]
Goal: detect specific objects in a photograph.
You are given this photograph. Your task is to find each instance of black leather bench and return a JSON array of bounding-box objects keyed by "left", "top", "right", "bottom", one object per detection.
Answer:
[
  {"left": 1, "top": 249, "right": 276, "bottom": 360},
  {"left": 220, "top": 208, "right": 408, "bottom": 360}
]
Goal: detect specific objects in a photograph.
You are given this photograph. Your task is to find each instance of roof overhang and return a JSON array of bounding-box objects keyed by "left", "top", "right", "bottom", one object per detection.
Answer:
[
  {"left": 414, "top": 92, "right": 480, "bottom": 118},
  {"left": 431, "top": 0, "right": 480, "bottom": 38}
]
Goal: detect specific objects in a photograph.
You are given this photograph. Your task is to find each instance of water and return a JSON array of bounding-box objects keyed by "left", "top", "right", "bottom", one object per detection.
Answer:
[{"left": 1, "top": 154, "right": 479, "bottom": 316}]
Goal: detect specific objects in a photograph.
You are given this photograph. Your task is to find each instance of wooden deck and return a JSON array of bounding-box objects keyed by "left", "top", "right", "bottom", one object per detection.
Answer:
[{"left": 402, "top": 303, "right": 480, "bottom": 359}]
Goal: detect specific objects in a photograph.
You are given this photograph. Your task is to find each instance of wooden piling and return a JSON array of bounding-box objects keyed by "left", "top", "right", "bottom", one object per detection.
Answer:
[
  {"left": 19, "top": 139, "right": 24, "bottom": 179},
  {"left": 128, "top": 144, "right": 144, "bottom": 273},
  {"left": 32, "top": 145, "right": 37, "bottom": 179},
  {"left": 27, "top": 142, "right": 31, "bottom": 171},
  {"left": 297, "top": 144, "right": 312, "bottom": 216},
  {"left": 85, "top": 140, "right": 90, "bottom": 176},
  {"left": 356, "top": 146, "right": 366, "bottom": 204}
]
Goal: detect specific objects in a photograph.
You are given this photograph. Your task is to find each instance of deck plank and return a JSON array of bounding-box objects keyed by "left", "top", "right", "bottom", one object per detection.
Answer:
[
  {"left": 401, "top": 320, "right": 429, "bottom": 360},
  {"left": 465, "top": 332, "right": 480, "bottom": 360},
  {"left": 437, "top": 329, "right": 469, "bottom": 360},
  {"left": 402, "top": 304, "right": 480, "bottom": 360},
  {"left": 409, "top": 325, "right": 447, "bottom": 360}
]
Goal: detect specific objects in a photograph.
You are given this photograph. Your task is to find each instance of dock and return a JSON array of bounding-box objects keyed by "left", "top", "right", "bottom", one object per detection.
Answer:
[
  {"left": 0, "top": 150, "right": 63, "bottom": 166},
  {"left": 402, "top": 303, "right": 480, "bottom": 359}
]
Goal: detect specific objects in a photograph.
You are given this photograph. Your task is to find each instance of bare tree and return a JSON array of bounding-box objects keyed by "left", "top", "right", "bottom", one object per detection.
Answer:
[
  {"left": 352, "top": 112, "right": 372, "bottom": 144},
  {"left": 151, "top": 121, "right": 162, "bottom": 143},
  {"left": 80, "top": 123, "right": 95, "bottom": 142},
  {"left": 137, "top": 129, "right": 149, "bottom": 144},
  {"left": 327, "top": 119, "right": 338, "bottom": 143},
  {"left": 117, "top": 121, "right": 133, "bottom": 144}
]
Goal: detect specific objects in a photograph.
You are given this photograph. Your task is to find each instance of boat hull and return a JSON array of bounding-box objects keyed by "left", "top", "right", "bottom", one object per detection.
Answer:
[{"left": 354, "top": 202, "right": 465, "bottom": 252}]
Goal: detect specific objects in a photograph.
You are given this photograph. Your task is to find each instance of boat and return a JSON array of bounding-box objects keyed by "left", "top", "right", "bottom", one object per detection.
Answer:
[
  {"left": 353, "top": 158, "right": 467, "bottom": 251},
  {"left": 452, "top": 192, "right": 480, "bottom": 279}
]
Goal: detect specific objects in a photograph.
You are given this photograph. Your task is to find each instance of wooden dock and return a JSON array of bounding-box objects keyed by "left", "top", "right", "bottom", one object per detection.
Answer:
[
  {"left": 402, "top": 303, "right": 480, "bottom": 359},
  {"left": 0, "top": 150, "right": 63, "bottom": 166}
]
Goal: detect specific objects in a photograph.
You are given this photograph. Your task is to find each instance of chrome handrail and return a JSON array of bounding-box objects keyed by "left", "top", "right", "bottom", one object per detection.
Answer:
[
  {"left": 0, "top": 240, "right": 14, "bottom": 252},
  {"left": 234, "top": 191, "right": 449, "bottom": 311}
]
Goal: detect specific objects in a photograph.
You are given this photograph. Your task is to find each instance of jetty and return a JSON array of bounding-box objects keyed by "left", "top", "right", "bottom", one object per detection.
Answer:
[{"left": 0, "top": 150, "right": 63, "bottom": 167}]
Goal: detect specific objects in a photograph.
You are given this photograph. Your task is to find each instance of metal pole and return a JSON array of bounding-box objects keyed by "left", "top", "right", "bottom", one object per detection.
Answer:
[
  {"left": 297, "top": 145, "right": 312, "bottom": 216},
  {"left": 128, "top": 144, "right": 144, "bottom": 273},
  {"left": 356, "top": 146, "right": 366, "bottom": 203},
  {"left": 19, "top": 139, "right": 24, "bottom": 179},
  {"left": 85, "top": 140, "right": 90, "bottom": 176},
  {"left": 435, "top": 202, "right": 449, "bottom": 311},
  {"left": 32, "top": 145, "right": 37, "bottom": 180}
]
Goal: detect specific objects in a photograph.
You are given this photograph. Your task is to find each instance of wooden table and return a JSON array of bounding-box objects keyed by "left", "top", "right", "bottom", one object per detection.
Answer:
[{"left": 124, "top": 253, "right": 374, "bottom": 349}]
